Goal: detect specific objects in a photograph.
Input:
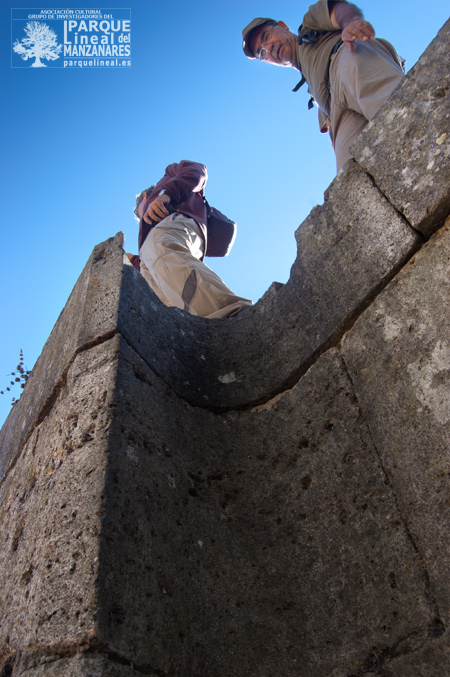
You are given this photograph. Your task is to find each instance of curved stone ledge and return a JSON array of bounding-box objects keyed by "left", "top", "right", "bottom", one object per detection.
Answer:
[
  {"left": 118, "top": 162, "right": 419, "bottom": 411},
  {"left": 0, "top": 165, "right": 422, "bottom": 478}
]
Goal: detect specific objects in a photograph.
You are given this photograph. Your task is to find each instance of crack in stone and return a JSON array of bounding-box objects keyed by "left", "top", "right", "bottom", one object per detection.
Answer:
[
  {"left": 339, "top": 348, "right": 446, "bottom": 657},
  {"left": 0, "top": 643, "right": 171, "bottom": 676},
  {"left": 221, "top": 237, "right": 423, "bottom": 415},
  {"left": 361, "top": 166, "right": 429, "bottom": 242},
  {"left": 345, "top": 618, "right": 445, "bottom": 676}
]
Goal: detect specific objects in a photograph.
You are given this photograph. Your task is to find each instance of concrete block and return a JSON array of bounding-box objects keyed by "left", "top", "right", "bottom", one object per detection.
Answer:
[
  {"left": 342, "top": 218, "right": 450, "bottom": 624},
  {"left": 351, "top": 20, "right": 450, "bottom": 237}
]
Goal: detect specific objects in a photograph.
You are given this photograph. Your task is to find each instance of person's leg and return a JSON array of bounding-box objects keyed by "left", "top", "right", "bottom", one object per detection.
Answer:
[
  {"left": 330, "top": 40, "right": 404, "bottom": 171},
  {"left": 139, "top": 258, "right": 172, "bottom": 306},
  {"left": 331, "top": 106, "right": 368, "bottom": 171},
  {"left": 140, "top": 213, "right": 252, "bottom": 318},
  {"left": 179, "top": 262, "right": 253, "bottom": 319}
]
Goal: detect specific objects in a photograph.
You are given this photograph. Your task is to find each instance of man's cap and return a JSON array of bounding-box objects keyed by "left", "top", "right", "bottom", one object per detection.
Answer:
[{"left": 242, "top": 17, "right": 275, "bottom": 58}]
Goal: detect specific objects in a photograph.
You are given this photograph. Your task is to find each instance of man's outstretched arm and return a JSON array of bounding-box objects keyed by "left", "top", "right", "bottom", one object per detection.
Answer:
[{"left": 329, "top": 1, "right": 375, "bottom": 52}]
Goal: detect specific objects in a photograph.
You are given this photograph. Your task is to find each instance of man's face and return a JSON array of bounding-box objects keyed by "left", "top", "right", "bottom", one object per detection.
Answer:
[{"left": 249, "top": 22, "right": 296, "bottom": 67}]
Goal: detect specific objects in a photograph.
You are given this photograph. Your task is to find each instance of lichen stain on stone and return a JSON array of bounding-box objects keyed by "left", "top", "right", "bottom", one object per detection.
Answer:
[
  {"left": 381, "top": 311, "right": 405, "bottom": 343},
  {"left": 407, "top": 340, "right": 450, "bottom": 425},
  {"left": 401, "top": 167, "right": 414, "bottom": 188},
  {"left": 359, "top": 146, "right": 372, "bottom": 162},
  {"left": 436, "top": 132, "right": 447, "bottom": 145},
  {"left": 218, "top": 372, "right": 237, "bottom": 384}
]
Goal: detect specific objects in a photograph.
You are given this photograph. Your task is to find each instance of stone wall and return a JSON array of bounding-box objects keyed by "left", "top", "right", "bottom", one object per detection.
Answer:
[{"left": 0, "top": 19, "right": 449, "bottom": 677}]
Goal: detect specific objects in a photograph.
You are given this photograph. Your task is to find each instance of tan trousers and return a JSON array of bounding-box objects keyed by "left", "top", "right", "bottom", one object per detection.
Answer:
[
  {"left": 139, "top": 213, "right": 253, "bottom": 319},
  {"left": 329, "top": 40, "right": 404, "bottom": 171}
]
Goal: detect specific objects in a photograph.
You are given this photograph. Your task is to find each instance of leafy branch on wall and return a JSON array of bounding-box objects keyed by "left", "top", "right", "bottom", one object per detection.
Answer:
[{"left": 1, "top": 350, "right": 31, "bottom": 405}]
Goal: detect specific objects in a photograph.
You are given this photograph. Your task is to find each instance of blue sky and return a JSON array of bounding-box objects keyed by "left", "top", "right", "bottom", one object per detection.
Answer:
[{"left": 1, "top": 0, "right": 449, "bottom": 427}]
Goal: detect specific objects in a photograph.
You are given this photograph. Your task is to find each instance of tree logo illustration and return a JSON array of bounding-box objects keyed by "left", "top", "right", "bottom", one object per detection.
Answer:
[{"left": 13, "top": 21, "right": 62, "bottom": 67}]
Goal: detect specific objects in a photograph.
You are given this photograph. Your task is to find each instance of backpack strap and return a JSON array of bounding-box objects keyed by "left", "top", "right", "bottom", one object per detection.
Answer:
[
  {"left": 292, "top": 75, "right": 307, "bottom": 92},
  {"left": 293, "top": 26, "right": 329, "bottom": 102}
]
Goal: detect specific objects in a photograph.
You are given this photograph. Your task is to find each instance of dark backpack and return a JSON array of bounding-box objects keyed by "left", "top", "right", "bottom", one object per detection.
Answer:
[{"left": 204, "top": 199, "right": 237, "bottom": 258}]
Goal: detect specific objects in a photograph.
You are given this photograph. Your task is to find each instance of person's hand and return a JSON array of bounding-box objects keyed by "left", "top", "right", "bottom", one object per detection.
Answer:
[
  {"left": 143, "top": 193, "right": 171, "bottom": 224},
  {"left": 341, "top": 19, "right": 375, "bottom": 52}
]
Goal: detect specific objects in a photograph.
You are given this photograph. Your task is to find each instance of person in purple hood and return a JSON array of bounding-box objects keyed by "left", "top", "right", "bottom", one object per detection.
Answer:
[{"left": 134, "top": 160, "right": 253, "bottom": 319}]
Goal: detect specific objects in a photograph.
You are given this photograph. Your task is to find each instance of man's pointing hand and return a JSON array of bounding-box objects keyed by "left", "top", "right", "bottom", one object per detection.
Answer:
[{"left": 341, "top": 19, "right": 375, "bottom": 52}]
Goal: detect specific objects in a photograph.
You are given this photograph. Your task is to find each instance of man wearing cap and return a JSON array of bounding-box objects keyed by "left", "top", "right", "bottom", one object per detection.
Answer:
[
  {"left": 242, "top": 1, "right": 404, "bottom": 172},
  {"left": 135, "top": 160, "right": 253, "bottom": 319}
]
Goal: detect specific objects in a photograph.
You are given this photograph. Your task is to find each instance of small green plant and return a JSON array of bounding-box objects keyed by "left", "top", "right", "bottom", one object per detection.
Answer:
[{"left": 1, "top": 350, "right": 31, "bottom": 405}]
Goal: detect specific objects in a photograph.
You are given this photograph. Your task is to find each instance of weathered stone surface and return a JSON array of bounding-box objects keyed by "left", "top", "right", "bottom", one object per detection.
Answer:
[
  {"left": 0, "top": 340, "right": 118, "bottom": 668},
  {"left": 3, "top": 333, "right": 441, "bottom": 675},
  {"left": 342, "top": 218, "right": 450, "bottom": 624},
  {"left": 93, "top": 340, "right": 438, "bottom": 676},
  {"left": 19, "top": 654, "right": 143, "bottom": 676},
  {"left": 290, "top": 161, "right": 420, "bottom": 334},
  {"left": 351, "top": 20, "right": 450, "bottom": 237},
  {"left": 0, "top": 233, "right": 125, "bottom": 480},
  {"left": 383, "top": 630, "right": 450, "bottom": 676}
]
